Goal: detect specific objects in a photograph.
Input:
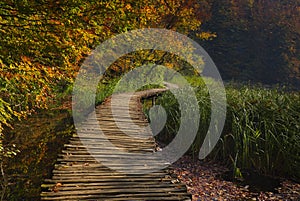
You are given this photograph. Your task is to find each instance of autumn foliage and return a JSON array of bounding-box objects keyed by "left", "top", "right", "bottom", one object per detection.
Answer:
[{"left": 0, "top": 0, "right": 213, "bottom": 132}]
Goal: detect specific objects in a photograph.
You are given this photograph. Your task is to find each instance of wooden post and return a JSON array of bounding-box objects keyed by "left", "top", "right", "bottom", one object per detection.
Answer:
[{"left": 152, "top": 96, "right": 156, "bottom": 106}]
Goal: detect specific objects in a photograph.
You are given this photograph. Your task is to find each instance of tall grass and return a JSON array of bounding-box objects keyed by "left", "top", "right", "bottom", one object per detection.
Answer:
[
  {"left": 224, "top": 85, "right": 300, "bottom": 179},
  {"left": 147, "top": 76, "right": 300, "bottom": 180}
]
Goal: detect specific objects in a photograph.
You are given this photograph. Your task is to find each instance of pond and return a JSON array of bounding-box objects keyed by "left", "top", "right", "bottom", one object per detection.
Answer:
[
  {"left": 219, "top": 170, "right": 281, "bottom": 193},
  {"left": 1, "top": 109, "right": 74, "bottom": 200}
]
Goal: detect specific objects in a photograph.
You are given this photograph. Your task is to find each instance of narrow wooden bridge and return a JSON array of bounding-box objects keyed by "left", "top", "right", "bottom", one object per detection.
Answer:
[{"left": 41, "top": 89, "right": 191, "bottom": 200}]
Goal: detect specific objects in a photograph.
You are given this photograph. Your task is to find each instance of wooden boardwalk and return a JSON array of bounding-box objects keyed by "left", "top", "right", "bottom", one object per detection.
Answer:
[{"left": 41, "top": 89, "right": 191, "bottom": 200}]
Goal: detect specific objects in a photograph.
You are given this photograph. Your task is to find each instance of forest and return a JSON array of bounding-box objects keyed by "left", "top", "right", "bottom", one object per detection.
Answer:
[{"left": 0, "top": 0, "right": 299, "bottom": 200}]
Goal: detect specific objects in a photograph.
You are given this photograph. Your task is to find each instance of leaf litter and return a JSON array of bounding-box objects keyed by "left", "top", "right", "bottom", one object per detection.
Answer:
[{"left": 170, "top": 155, "right": 300, "bottom": 201}]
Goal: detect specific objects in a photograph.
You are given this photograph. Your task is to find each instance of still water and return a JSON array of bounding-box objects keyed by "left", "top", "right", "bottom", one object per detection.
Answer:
[{"left": 2, "top": 109, "right": 74, "bottom": 200}]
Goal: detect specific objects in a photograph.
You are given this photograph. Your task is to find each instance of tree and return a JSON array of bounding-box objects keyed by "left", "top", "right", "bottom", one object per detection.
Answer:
[
  {"left": 200, "top": 0, "right": 300, "bottom": 86},
  {"left": 0, "top": 0, "right": 212, "bottom": 133}
]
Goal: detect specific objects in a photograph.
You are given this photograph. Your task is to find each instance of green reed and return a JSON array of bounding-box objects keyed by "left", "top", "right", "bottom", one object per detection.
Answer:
[{"left": 150, "top": 76, "right": 300, "bottom": 180}]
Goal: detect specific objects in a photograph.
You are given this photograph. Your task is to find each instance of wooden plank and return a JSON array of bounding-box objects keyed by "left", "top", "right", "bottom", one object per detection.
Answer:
[
  {"left": 69, "top": 138, "right": 154, "bottom": 144},
  {"left": 41, "top": 183, "right": 186, "bottom": 192},
  {"left": 41, "top": 180, "right": 180, "bottom": 188},
  {"left": 44, "top": 177, "right": 173, "bottom": 183},
  {"left": 63, "top": 144, "right": 154, "bottom": 149},
  {"left": 41, "top": 194, "right": 190, "bottom": 201},
  {"left": 41, "top": 187, "right": 186, "bottom": 197},
  {"left": 51, "top": 171, "right": 168, "bottom": 176},
  {"left": 70, "top": 136, "right": 154, "bottom": 142}
]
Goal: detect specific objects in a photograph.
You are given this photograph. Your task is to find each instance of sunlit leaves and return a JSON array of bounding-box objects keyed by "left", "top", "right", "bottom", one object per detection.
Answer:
[{"left": 0, "top": 0, "right": 212, "bottom": 139}]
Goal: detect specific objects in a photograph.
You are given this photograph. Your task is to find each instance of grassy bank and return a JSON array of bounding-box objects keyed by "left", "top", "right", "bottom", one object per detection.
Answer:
[{"left": 146, "top": 76, "right": 300, "bottom": 180}]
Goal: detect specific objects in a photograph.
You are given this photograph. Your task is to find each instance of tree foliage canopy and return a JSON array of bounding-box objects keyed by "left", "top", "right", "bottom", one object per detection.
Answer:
[
  {"left": 201, "top": 0, "right": 300, "bottom": 85},
  {"left": 0, "top": 0, "right": 299, "bottom": 133},
  {"left": 0, "top": 0, "right": 213, "bottom": 132}
]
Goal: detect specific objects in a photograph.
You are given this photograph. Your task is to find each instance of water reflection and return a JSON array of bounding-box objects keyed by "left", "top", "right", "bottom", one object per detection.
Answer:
[{"left": 2, "top": 110, "right": 74, "bottom": 200}]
